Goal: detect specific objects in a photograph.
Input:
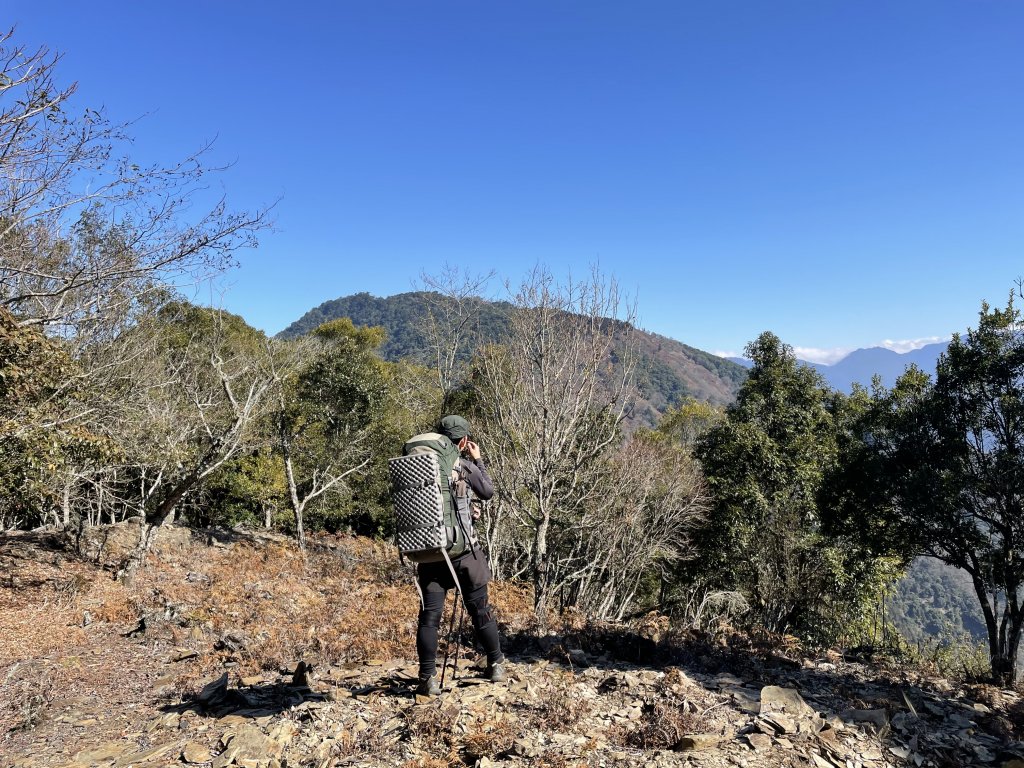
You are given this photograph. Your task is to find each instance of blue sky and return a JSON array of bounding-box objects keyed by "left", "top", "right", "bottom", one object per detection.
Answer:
[{"left": 14, "top": 2, "right": 1024, "bottom": 363}]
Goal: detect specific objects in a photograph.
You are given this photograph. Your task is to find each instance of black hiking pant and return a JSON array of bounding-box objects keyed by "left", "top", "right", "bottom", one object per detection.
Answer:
[{"left": 416, "top": 550, "right": 504, "bottom": 678}]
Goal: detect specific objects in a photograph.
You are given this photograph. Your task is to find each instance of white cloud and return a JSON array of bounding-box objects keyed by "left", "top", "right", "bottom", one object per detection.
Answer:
[
  {"left": 712, "top": 350, "right": 742, "bottom": 359},
  {"left": 793, "top": 346, "right": 855, "bottom": 365},
  {"left": 878, "top": 336, "right": 947, "bottom": 354}
]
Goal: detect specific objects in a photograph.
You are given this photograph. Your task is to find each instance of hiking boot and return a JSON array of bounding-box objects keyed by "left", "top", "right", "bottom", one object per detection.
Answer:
[
  {"left": 416, "top": 674, "right": 441, "bottom": 696},
  {"left": 485, "top": 662, "right": 506, "bottom": 683}
]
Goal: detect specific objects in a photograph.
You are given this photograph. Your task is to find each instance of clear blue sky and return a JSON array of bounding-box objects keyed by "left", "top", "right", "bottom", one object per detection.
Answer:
[{"left": 14, "top": 2, "right": 1024, "bottom": 362}]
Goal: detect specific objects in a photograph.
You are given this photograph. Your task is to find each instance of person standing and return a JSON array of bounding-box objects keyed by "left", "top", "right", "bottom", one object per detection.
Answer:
[{"left": 414, "top": 415, "right": 505, "bottom": 695}]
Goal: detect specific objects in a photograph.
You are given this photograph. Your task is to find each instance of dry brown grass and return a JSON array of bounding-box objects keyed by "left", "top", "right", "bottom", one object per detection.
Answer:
[
  {"left": 621, "top": 699, "right": 706, "bottom": 750},
  {"left": 461, "top": 716, "right": 519, "bottom": 760},
  {"left": 0, "top": 534, "right": 151, "bottom": 734},
  {"left": 488, "top": 578, "right": 536, "bottom": 632},
  {"left": 401, "top": 759, "right": 456, "bottom": 768},
  {"left": 403, "top": 699, "right": 462, "bottom": 765},
  {"left": 532, "top": 677, "right": 593, "bottom": 731},
  {"left": 1, "top": 660, "right": 55, "bottom": 730},
  {"left": 125, "top": 534, "right": 423, "bottom": 677},
  {"left": 0, "top": 525, "right": 548, "bottom": 749},
  {"left": 603, "top": 666, "right": 725, "bottom": 752},
  {"left": 1, "top": 526, "right": 541, "bottom": 714}
]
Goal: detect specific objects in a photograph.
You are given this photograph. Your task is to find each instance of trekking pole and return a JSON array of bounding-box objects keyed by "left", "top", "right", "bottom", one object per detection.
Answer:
[
  {"left": 452, "top": 597, "right": 466, "bottom": 684},
  {"left": 439, "top": 591, "right": 462, "bottom": 689}
]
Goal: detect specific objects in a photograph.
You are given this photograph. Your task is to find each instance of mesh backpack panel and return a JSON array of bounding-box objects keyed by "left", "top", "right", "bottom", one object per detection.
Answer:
[
  {"left": 390, "top": 453, "right": 447, "bottom": 555},
  {"left": 389, "top": 432, "right": 470, "bottom": 563}
]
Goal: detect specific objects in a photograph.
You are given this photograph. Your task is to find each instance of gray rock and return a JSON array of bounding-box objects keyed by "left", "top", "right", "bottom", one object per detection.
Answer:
[
  {"left": 760, "top": 686, "right": 814, "bottom": 718},
  {"left": 222, "top": 724, "right": 282, "bottom": 760},
  {"left": 215, "top": 631, "right": 251, "bottom": 653},
  {"left": 513, "top": 738, "right": 543, "bottom": 758},
  {"left": 167, "top": 647, "right": 199, "bottom": 663},
  {"left": 841, "top": 708, "right": 889, "bottom": 730}
]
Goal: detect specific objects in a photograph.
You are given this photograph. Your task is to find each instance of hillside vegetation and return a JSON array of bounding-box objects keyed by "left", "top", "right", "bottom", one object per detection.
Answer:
[{"left": 888, "top": 558, "right": 987, "bottom": 648}]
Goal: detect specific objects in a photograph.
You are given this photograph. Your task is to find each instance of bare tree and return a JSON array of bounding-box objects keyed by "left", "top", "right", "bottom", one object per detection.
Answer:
[
  {"left": 568, "top": 434, "right": 709, "bottom": 620},
  {"left": 476, "top": 266, "right": 637, "bottom": 618},
  {"left": 0, "top": 30, "right": 269, "bottom": 339},
  {"left": 417, "top": 265, "right": 495, "bottom": 411},
  {"left": 108, "top": 305, "right": 272, "bottom": 579},
  {"left": 0, "top": 30, "right": 271, "bottom": 538}
]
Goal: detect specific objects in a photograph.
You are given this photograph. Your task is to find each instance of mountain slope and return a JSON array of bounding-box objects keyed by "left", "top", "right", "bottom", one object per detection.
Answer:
[
  {"left": 887, "top": 556, "right": 986, "bottom": 646},
  {"left": 6, "top": 525, "right": 1015, "bottom": 768},
  {"left": 279, "top": 292, "right": 746, "bottom": 421},
  {"left": 278, "top": 291, "right": 514, "bottom": 363}
]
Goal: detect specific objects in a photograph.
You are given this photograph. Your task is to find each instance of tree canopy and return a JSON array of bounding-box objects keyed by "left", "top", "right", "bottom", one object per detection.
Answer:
[{"left": 826, "top": 293, "right": 1024, "bottom": 684}]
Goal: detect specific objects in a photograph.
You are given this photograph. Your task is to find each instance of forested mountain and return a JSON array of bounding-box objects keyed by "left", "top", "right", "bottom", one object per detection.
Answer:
[
  {"left": 279, "top": 291, "right": 747, "bottom": 422},
  {"left": 278, "top": 291, "right": 514, "bottom": 361},
  {"left": 886, "top": 557, "right": 985, "bottom": 646}
]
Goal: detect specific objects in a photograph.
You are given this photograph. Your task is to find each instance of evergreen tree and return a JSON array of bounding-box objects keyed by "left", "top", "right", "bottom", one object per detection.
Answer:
[{"left": 697, "top": 332, "right": 883, "bottom": 640}]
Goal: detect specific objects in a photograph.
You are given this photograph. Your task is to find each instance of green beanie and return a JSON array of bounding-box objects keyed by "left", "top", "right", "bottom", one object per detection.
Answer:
[{"left": 438, "top": 415, "right": 471, "bottom": 442}]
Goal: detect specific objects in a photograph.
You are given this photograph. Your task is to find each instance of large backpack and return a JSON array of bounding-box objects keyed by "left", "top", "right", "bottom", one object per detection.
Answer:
[{"left": 389, "top": 432, "right": 477, "bottom": 564}]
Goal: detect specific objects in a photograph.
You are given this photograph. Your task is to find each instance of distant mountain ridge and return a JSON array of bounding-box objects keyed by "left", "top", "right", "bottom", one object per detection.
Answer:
[
  {"left": 730, "top": 342, "right": 950, "bottom": 391},
  {"left": 804, "top": 342, "right": 949, "bottom": 391},
  {"left": 279, "top": 291, "right": 747, "bottom": 425}
]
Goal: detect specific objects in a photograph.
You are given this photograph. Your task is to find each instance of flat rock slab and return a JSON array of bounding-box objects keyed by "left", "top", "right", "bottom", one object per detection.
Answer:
[
  {"left": 675, "top": 733, "right": 726, "bottom": 751},
  {"left": 182, "top": 743, "right": 212, "bottom": 764},
  {"left": 746, "top": 732, "right": 772, "bottom": 751},
  {"left": 841, "top": 708, "right": 889, "bottom": 731},
  {"left": 75, "top": 744, "right": 127, "bottom": 764},
  {"left": 221, "top": 725, "right": 282, "bottom": 761},
  {"left": 112, "top": 741, "right": 180, "bottom": 767},
  {"left": 724, "top": 685, "right": 761, "bottom": 714}
]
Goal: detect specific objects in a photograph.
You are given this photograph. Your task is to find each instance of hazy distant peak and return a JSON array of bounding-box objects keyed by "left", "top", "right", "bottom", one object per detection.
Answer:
[
  {"left": 721, "top": 339, "right": 951, "bottom": 392},
  {"left": 794, "top": 336, "right": 947, "bottom": 365}
]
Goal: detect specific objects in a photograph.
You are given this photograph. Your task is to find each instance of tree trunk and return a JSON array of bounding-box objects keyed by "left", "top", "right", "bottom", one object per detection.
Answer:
[
  {"left": 969, "top": 571, "right": 1018, "bottom": 685},
  {"left": 62, "top": 482, "right": 72, "bottom": 529},
  {"left": 294, "top": 503, "right": 306, "bottom": 552},
  {"left": 533, "top": 512, "right": 550, "bottom": 619},
  {"left": 117, "top": 477, "right": 194, "bottom": 583},
  {"left": 282, "top": 449, "right": 306, "bottom": 552}
]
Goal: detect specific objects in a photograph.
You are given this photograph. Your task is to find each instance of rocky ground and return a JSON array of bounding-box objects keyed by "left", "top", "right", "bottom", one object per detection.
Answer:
[{"left": 3, "top": 524, "right": 1024, "bottom": 768}]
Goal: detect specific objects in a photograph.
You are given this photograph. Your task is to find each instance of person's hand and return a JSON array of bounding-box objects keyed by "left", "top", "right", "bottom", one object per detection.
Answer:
[{"left": 463, "top": 440, "right": 481, "bottom": 460}]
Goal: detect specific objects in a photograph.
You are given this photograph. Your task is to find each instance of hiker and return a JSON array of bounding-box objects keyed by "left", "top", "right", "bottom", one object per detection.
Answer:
[{"left": 413, "top": 415, "right": 505, "bottom": 695}]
